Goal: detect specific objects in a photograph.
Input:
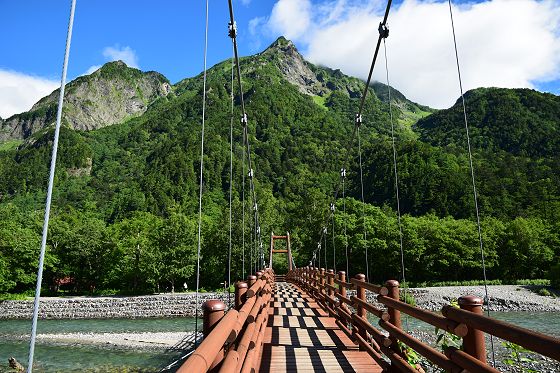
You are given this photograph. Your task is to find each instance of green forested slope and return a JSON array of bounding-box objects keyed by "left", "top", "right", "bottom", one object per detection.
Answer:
[{"left": 0, "top": 39, "right": 558, "bottom": 294}]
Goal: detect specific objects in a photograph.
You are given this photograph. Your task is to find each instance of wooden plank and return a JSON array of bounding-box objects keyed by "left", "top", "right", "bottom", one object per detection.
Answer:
[{"left": 259, "top": 281, "right": 383, "bottom": 372}]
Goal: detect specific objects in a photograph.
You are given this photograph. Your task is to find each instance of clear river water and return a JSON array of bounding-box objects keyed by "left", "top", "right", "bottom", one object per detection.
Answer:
[{"left": 0, "top": 312, "right": 558, "bottom": 372}]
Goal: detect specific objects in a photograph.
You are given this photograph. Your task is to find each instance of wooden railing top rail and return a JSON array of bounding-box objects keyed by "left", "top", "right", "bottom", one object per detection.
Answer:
[
  {"left": 442, "top": 302, "right": 560, "bottom": 361},
  {"left": 288, "top": 266, "right": 560, "bottom": 373},
  {"left": 178, "top": 268, "right": 275, "bottom": 373}
]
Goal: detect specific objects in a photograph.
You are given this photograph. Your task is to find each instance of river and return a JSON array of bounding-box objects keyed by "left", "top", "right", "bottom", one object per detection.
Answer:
[{"left": 1, "top": 312, "right": 559, "bottom": 372}]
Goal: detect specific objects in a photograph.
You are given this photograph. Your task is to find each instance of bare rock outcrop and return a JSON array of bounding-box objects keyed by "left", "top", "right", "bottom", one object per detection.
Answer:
[{"left": 0, "top": 61, "right": 171, "bottom": 142}]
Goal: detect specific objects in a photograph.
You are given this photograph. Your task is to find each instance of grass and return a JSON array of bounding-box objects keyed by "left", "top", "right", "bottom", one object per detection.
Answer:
[
  {"left": 0, "top": 139, "right": 23, "bottom": 152},
  {"left": 0, "top": 291, "right": 34, "bottom": 300},
  {"left": 312, "top": 95, "right": 327, "bottom": 110}
]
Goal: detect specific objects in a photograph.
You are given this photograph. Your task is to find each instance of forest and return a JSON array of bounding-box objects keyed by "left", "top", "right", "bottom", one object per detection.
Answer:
[{"left": 1, "top": 38, "right": 559, "bottom": 295}]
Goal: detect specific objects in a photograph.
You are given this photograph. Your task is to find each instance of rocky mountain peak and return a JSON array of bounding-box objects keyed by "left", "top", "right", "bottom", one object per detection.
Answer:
[
  {"left": 1, "top": 61, "right": 172, "bottom": 142},
  {"left": 264, "top": 36, "right": 298, "bottom": 55}
]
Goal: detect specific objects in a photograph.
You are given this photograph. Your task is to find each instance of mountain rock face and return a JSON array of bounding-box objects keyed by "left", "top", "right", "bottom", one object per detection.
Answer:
[
  {"left": 258, "top": 37, "right": 364, "bottom": 98},
  {"left": 0, "top": 61, "right": 171, "bottom": 141}
]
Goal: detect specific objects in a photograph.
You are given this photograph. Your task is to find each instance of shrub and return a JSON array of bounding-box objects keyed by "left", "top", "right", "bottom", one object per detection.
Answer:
[
  {"left": 538, "top": 288, "right": 551, "bottom": 297},
  {"left": 400, "top": 291, "right": 416, "bottom": 306}
]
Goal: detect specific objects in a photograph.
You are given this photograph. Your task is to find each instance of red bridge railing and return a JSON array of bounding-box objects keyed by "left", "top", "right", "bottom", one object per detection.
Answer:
[
  {"left": 288, "top": 266, "right": 560, "bottom": 372},
  {"left": 178, "top": 268, "right": 274, "bottom": 373}
]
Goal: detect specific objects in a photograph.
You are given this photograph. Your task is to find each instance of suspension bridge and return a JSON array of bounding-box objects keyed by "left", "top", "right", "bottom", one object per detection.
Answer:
[{"left": 22, "top": 0, "right": 560, "bottom": 372}]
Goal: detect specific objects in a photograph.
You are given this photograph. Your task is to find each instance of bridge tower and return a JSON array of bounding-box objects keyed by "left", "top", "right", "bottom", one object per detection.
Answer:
[{"left": 268, "top": 232, "right": 293, "bottom": 274}]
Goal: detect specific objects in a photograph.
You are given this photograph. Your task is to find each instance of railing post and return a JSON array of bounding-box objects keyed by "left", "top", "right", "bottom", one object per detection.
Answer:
[
  {"left": 235, "top": 281, "right": 248, "bottom": 310},
  {"left": 459, "top": 295, "right": 487, "bottom": 364},
  {"left": 313, "top": 267, "right": 319, "bottom": 298},
  {"left": 320, "top": 268, "right": 325, "bottom": 296},
  {"left": 327, "top": 269, "right": 335, "bottom": 299},
  {"left": 202, "top": 300, "right": 227, "bottom": 370},
  {"left": 338, "top": 271, "right": 347, "bottom": 311},
  {"left": 247, "top": 275, "right": 257, "bottom": 288},
  {"left": 354, "top": 273, "right": 368, "bottom": 343},
  {"left": 385, "top": 280, "right": 402, "bottom": 354},
  {"left": 202, "top": 300, "right": 226, "bottom": 337}
]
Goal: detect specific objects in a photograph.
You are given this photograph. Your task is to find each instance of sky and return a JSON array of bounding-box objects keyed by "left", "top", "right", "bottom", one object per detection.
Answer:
[{"left": 1, "top": 0, "right": 559, "bottom": 118}]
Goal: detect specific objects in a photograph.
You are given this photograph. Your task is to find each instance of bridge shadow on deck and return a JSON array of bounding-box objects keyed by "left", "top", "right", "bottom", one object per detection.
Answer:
[{"left": 258, "top": 282, "right": 382, "bottom": 373}]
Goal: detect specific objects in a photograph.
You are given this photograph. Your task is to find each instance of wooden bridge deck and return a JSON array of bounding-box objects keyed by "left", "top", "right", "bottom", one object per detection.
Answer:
[{"left": 258, "top": 282, "right": 382, "bottom": 372}]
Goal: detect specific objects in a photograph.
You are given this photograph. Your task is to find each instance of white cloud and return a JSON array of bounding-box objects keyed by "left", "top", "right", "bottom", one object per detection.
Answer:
[
  {"left": 102, "top": 45, "right": 139, "bottom": 68},
  {"left": 83, "top": 45, "right": 140, "bottom": 77},
  {"left": 0, "top": 70, "right": 58, "bottom": 118},
  {"left": 268, "top": 0, "right": 312, "bottom": 40},
  {"left": 248, "top": 17, "right": 267, "bottom": 50},
  {"left": 241, "top": 0, "right": 252, "bottom": 5},
  {"left": 264, "top": 0, "right": 560, "bottom": 108}
]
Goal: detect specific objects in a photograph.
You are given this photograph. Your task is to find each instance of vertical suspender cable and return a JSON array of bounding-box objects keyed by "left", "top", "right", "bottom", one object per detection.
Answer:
[
  {"left": 27, "top": 1, "right": 76, "bottom": 371},
  {"left": 228, "top": 44, "right": 234, "bottom": 308},
  {"left": 323, "top": 228, "right": 327, "bottom": 270},
  {"left": 331, "top": 212, "right": 336, "bottom": 272},
  {"left": 382, "top": 38, "right": 409, "bottom": 331},
  {"left": 194, "top": 0, "right": 210, "bottom": 347},
  {"left": 342, "top": 169, "right": 349, "bottom": 276},
  {"left": 447, "top": 0, "right": 495, "bottom": 365},
  {"left": 228, "top": 0, "right": 264, "bottom": 272},
  {"left": 312, "top": 0, "right": 393, "bottom": 266},
  {"left": 242, "top": 133, "right": 246, "bottom": 278},
  {"left": 357, "top": 128, "right": 369, "bottom": 282}
]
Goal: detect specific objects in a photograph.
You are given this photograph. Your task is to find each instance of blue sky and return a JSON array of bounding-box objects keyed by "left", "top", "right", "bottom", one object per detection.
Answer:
[
  {"left": 1, "top": 0, "right": 559, "bottom": 117},
  {"left": 0, "top": 0, "right": 277, "bottom": 83}
]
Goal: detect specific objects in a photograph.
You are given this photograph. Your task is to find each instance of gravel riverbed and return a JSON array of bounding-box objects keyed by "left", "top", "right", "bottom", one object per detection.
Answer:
[
  {"left": 408, "top": 285, "right": 560, "bottom": 312},
  {"left": 8, "top": 331, "right": 195, "bottom": 351}
]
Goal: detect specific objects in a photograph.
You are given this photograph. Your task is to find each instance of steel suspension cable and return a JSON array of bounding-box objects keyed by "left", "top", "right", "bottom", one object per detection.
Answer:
[
  {"left": 228, "top": 44, "right": 234, "bottom": 308},
  {"left": 242, "top": 131, "right": 246, "bottom": 278},
  {"left": 313, "top": 0, "right": 393, "bottom": 264},
  {"left": 194, "top": 0, "right": 210, "bottom": 347},
  {"left": 341, "top": 169, "right": 349, "bottom": 276},
  {"left": 447, "top": 0, "right": 495, "bottom": 365},
  {"left": 323, "top": 227, "right": 328, "bottom": 270},
  {"left": 357, "top": 128, "right": 369, "bottom": 281},
  {"left": 358, "top": 0, "right": 393, "bottom": 117},
  {"left": 331, "top": 209, "right": 336, "bottom": 272},
  {"left": 27, "top": 1, "right": 76, "bottom": 371},
  {"left": 228, "top": 0, "right": 264, "bottom": 266},
  {"left": 382, "top": 38, "right": 409, "bottom": 332}
]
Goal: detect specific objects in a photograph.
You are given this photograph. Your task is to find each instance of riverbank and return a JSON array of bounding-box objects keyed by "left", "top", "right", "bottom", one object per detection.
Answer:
[
  {"left": 408, "top": 285, "right": 560, "bottom": 312},
  {"left": 0, "top": 285, "right": 558, "bottom": 320},
  {"left": 0, "top": 292, "right": 229, "bottom": 319},
  {"left": 9, "top": 331, "right": 195, "bottom": 351}
]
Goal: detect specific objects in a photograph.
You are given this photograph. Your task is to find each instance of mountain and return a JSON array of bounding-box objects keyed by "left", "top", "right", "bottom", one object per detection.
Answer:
[
  {"left": 0, "top": 37, "right": 558, "bottom": 294},
  {"left": 0, "top": 61, "right": 171, "bottom": 142},
  {"left": 414, "top": 87, "right": 560, "bottom": 157},
  {"left": 371, "top": 81, "right": 435, "bottom": 126}
]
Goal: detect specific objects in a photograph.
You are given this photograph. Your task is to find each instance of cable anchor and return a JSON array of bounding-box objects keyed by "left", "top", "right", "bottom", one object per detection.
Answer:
[
  {"left": 248, "top": 168, "right": 254, "bottom": 178},
  {"left": 330, "top": 203, "right": 335, "bottom": 212},
  {"left": 241, "top": 113, "right": 248, "bottom": 127},
  {"left": 228, "top": 21, "right": 237, "bottom": 39},
  {"left": 340, "top": 168, "right": 346, "bottom": 178},
  {"left": 355, "top": 114, "right": 363, "bottom": 127},
  {"left": 378, "top": 22, "right": 389, "bottom": 39}
]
